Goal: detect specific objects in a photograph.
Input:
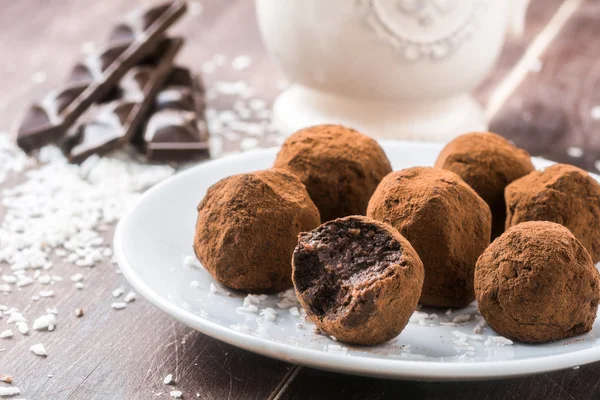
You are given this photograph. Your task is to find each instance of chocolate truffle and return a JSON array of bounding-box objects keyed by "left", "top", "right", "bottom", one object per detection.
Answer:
[
  {"left": 367, "top": 167, "right": 491, "bottom": 308},
  {"left": 475, "top": 221, "right": 600, "bottom": 343},
  {"left": 505, "top": 164, "right": 600, "bottom": 263},
  {"left": 273, "top": 125, "right": 392, "bottom": 222},
  {"left": 292, "top": 216, "right": 424, "bottom": 345},
  {"left": 435, "top": 132, "right": 534, "bottom": 239},
  {"left": 194, "top": 169, "right": 320, "bottom": 293}
]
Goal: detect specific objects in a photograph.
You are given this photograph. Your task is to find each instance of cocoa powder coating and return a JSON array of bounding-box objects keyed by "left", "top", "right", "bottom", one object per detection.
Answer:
[
  {"left": 273, "top": 125, "right": 392, "bottom": 222},
  {"left": 367, "top": 167, "right": 492, "bottom": 308},
  {"left": 292, "top": 216, "right": 424, "bottom": 345},
  {"left": 505, "top": 163, "right": 600, "bottom": 263},
  {"left": 435, "top": 132, "right": 534, "bottom": 239},
  {"left": 475, "top": 221, "right": 600, "bottom": 343},
  {"left": 194, "top": 169, "right": 320, "bottom": 293}
]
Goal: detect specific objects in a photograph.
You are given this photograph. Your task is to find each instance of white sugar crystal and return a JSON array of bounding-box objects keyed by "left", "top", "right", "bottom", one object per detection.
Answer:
[
  {"left": 452, "top": 314, "right": 471, "bottom": 324},
  {"left": 277, "top": 289, "right": 299, "bottom": 308},
  {"left": 190, "top": 280, "right": 200, "bottom": 289},
  {"left": 112, "top": 287, "right": 125, "bottom": 297},
  {"left": 33, "top": 314, "right": 57, "bottom": 331},
  {"left": 170, "top": 390, "right": 183, "bottom": 398},
  {"left": 0, "top": 329, "right": 13, "bottom": 338},
  {"left": 124, "top": 291, "right": 136, "bottom": 303},
  {"left": 289, "top": 307, "right": 300, "bottom": 317},
  {"left": 567, "top": 146, "right": 583, "bottom": 158},
  {"left": 16, "top": 322, "right": 29, "bottom": 335},
  {"left": 209, "top": 283, "right": 230, "bottom": 296},
  {"left": 260, "top": 308, "right": 277, "bottom": 322},
  {"left": 249, "top": 99, "right": 266, "bottom": 111},
  {"left": 163, "top": 373, "right": 174, "bottom": 385},
  {"left": 0, "top": 386, "right": 20, "bottom": 396},
  {"left": 325, "top": 344, "right": 348, "bottom": 354},
  {"left": 232, "top": 55, "right": 251, "bottom": 70},
  {"left": 75, "top": 282, "right": 85, "bottom": 290},
  {"left": 7, "top": 312, "right": 26, "bottom": 324},
  {"left": 595, "top": 160, "right": 600, "bottom": 173},
  {"left": 591, "top": 106, "right": 600, "bottom": 120},
  {"left": 473, "top": 317, "right": 487, "bottom": 334},
  {"left": 111, "top": 302, "right": 127, "bottom": 310},
  {"left": 38, "top": 275, "right": 51, "bottom": 284},
  {"left": 0, "top": 284, "right": 11, "bottom": 293},
  {"left": 46, "top": 307, "right": 58, "bottom": 315},
  {"left": 55, "top": 248, "right": 67, "bottom": 256},
  {"left": 30, "top": 343, "right": 47, "bottom": 356},
  {"left": 183, "top": 255, "right": 202, "bottom": 269},
  {"left": 31, "top": 295, "right": 40, "bottom": 301},
  {"left": 39, "top": 290, "right": 54, "bottom": 298},
  {"left": 445, "top": 308, "right": 452, "bottom": 316},
  {"left": 70, "top": 273, "right": 84, "bottom": 282}
]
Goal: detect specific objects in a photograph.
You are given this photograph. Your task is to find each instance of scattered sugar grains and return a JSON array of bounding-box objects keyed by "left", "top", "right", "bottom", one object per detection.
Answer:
[
  {"left": 163, "top": 373, "right": 174, "bottom": 385},
  {"left": 170, "top": 390, "right": 183, "bottom": 398},
  {"left": 30, "top": 343, "right": 47, "bottom": 356}
]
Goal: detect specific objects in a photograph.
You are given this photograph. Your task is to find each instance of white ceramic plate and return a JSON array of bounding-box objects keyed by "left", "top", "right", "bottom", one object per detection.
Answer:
[{"left": 115, "top": 141, "right": 600, "bottom": 381}]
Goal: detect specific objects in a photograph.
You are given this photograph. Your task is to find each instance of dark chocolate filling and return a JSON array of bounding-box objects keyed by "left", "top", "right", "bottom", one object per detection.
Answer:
[{"left": 294, "top": 218, "right": 404, "bottom": 325}]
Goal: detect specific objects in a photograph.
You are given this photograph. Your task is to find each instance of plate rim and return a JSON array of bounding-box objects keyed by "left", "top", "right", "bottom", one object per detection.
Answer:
[{"left": 115, "top": 141, "right": 600, "bottom": 381}]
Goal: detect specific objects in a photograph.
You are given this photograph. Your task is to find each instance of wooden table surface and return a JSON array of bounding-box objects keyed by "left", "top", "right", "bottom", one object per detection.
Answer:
[{"left": 1, "top": 1, "right": 600, "bottom": 399}]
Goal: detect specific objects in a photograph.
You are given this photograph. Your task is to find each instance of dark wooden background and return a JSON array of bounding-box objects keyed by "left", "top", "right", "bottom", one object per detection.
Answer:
[{"left": 1, "top": 0, "right": 600, "bottom": 399}]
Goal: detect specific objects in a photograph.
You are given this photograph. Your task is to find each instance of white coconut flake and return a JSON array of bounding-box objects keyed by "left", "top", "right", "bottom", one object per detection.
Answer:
[
  {"left": 182, "top": 255, "right": 202, "bottom": 269},
  {"left": 170, "top": 390, "right": 183, "bottom": 398},
  {"left": 260, "top": 308, "right": 277, "bottom": 322},
  {"left": 16, "top": 322, "right": 29, "bottom": 335},
  {"left": 33, "top": 314, "right": 57, "bottom": 331},
  {"left": 7, "top": 312, "right": 26, "bottom": 324},
  {"left": 111, "top": 302, "right": 127, "bottom": 310},
  {"left": 289, "top": 307, "right": 300, "bottom": 317},
  {"left": 484, "top": 336, "right": 513, "bottom": 347},
  {"left": 452, "top": 314, "right": 471, "bottom": 324},
  {"left": 163, "top": 373, "right": 174, "bottom": 385},
  {"left": 30, "top": 343, "right": 47, "bottom": 356},
  {"left": 124, "top": 291, "right": 136, "bottom": 303},
  {"left": 0, "top": 386, "right": 20, "bottom": 397},
  {"left": 473, "top": 317, "right": 487, "bottom": 334},
  {"left": 567, "top": 146, "right": 583, "bottom": 158},
  {"left": 0, "top": 329, "right": 13, "bottom": 338},
  {"left": 231, "top": 55, "right": 251, "bottom": 70}
]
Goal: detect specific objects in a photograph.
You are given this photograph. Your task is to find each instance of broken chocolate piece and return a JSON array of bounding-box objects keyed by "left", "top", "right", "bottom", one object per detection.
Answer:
[
  {"left": 64, "top": 37, "right": 183, "bottom": 163},
  {"left": 16, "top": 0, "right": 187, "bottom": 152},
  {"left": 143, "top": 67, "right": 210, "bottom": 161}
]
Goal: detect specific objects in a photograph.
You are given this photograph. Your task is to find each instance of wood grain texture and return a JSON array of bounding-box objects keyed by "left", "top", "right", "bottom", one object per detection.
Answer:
[{"left": 1, "top": 0, "right": 599, "bottom": 399}]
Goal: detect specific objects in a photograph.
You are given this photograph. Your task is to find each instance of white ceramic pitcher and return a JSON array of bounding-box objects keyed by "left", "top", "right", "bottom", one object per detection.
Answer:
[{"left": 256, "top": 0, "right": 530, "bottom": 140}]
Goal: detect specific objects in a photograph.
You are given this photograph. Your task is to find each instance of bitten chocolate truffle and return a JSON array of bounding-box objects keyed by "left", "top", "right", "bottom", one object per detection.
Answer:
[
  {"left": 367, "top": 167, "right": 491, "bottom": 308},
  {"left": 273, "top": 125, "right": 392, "bottom": 222},
  {"left": 505, "top": 164, "right": 600, "bottom": 263},
  {"left": 292, "top": 216, "right": 424, "bottom": 345},
  {"left": 475, "top": 221, "right": 600, "bottom": 343},
  {"left": 194, "top": 169, "right": 320, "bottom": 293},
  {"left": 435, "top": 132, "right": 534, "bottom": 239}
]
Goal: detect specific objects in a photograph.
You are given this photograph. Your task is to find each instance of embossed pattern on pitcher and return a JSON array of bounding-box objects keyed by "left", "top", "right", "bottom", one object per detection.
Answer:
[{"left": 357, "top": 0, "right": 491, "bottom": 61}]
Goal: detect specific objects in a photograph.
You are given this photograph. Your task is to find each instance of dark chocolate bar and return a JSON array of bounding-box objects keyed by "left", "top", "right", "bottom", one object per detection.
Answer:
[
  {"left": 16, "top": 0, "right": 187, "bottom": 152},
  {"left": 64, "top": 37, "right": 183, "bottom": 163},
  {"left": 143, "top": 67, "right": 210, "bottom": 162}
]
